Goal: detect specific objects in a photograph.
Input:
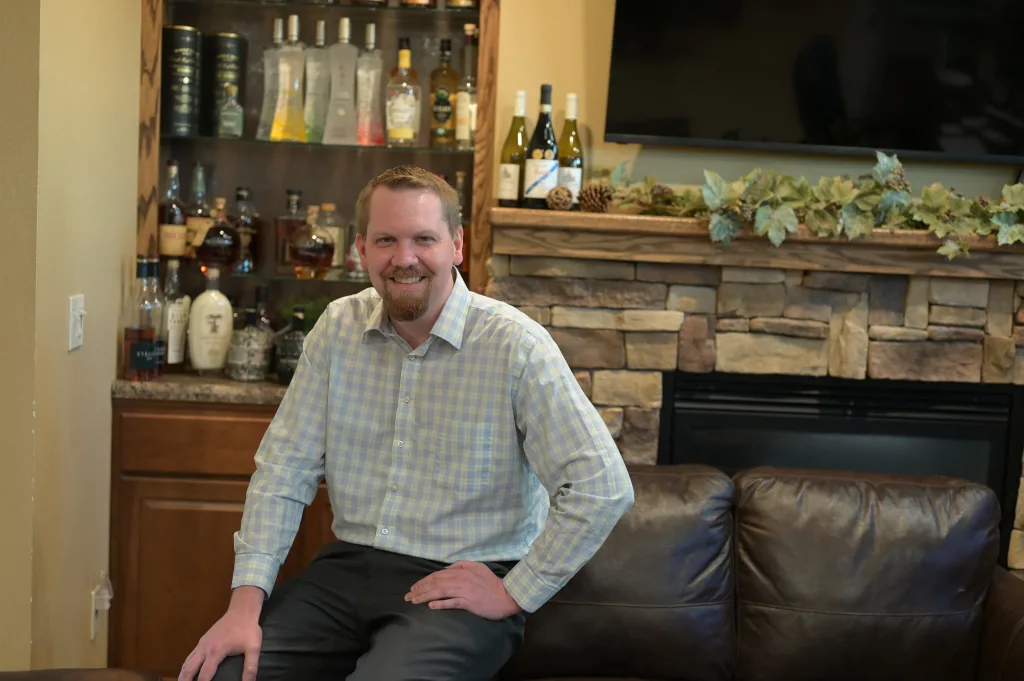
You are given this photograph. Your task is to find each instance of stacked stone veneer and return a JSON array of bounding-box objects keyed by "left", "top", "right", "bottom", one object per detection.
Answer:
[{"left": 485, "top": 254, "right": 1024, "bottom": 572}]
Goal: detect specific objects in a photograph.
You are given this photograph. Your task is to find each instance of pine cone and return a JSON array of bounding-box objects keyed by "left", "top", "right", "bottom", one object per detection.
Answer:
[
  {"left": 545, "top": 185, "right": 574, "bottom": 211},
  {"left": 579, "top": 182, "right": 615, "bottom": 213},
  {"left": 651, "top": 183, "right": 674, "bottom": 203}
]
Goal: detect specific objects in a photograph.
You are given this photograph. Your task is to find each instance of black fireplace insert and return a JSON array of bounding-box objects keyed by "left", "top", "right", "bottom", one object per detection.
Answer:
[{"left": 658, "top": 372, "right": 1024, "bottom": 567}]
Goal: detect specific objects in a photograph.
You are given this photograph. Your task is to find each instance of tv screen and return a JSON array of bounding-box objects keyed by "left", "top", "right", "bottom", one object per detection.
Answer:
[{"left": 605, "top": 0, "right": 1024, "bottom": 164}]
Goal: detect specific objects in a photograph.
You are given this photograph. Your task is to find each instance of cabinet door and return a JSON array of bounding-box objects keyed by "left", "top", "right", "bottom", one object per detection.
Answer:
[{"left": 110, "top": 478, "right": 316, "bottom": 677}]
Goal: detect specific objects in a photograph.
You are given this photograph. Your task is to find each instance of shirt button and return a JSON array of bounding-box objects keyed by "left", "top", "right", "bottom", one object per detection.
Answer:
[
  {"left": 404, "top": 396, "right": 410, "bottom": 403},
  {"left": 381, "top": 528, "right": 389, "bottom": 535},
  {"left": 397, "top": 440, "right": 404, "bottom": 448},
  {"left": 391, "top": 484, "right": 399, "bottom": 492}
]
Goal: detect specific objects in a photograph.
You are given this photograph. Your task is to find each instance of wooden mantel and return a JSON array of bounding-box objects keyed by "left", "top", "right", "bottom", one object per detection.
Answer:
[{"left": 489, "top": 207, "right": 1024, "bottom": 281}]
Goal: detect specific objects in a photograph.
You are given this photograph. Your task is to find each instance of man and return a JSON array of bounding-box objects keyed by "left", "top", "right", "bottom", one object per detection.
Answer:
[{"left": 179, "top": 165, "right": 634, "bottom": 681}]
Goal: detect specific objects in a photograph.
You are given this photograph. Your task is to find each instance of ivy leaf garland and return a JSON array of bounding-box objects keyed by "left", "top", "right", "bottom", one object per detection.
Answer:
[{"left": 599, "top": 151, "right": 1024, "bottom": 259}]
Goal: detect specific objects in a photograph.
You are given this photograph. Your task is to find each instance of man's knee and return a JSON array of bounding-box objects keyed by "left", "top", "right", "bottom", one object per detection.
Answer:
[{"left": 208, "top": 655, "right": 243, "bottom": 681}]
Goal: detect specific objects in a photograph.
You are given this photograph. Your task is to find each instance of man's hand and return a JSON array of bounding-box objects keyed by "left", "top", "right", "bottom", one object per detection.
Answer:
[
  {"left": 405, "top": 560, "right": 522, "bottom": 620},
  {"left": 179, "top": 586, "right": 265, "bottom": 681}
]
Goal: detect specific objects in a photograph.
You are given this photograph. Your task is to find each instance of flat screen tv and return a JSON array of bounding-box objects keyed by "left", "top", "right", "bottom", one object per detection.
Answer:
[{"left": 605, "top": 0, "right": 1024, "bottom": 165}]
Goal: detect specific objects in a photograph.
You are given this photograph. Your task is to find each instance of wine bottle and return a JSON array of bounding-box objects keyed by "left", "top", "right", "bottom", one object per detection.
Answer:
[
  {"left": 557, "top": 92, "right": 584, "bottom": 209},
  {"left": 497, "top": 89, "right": 528, "bottom": 207},
  {"left": 522, "top": 84, "right": 558, "bottom": 209}
]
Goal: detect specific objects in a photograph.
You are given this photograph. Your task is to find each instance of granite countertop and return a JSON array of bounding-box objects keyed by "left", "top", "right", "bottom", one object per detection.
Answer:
[{"left": 112, "top": 373, "right": 288, "bottom": 405}]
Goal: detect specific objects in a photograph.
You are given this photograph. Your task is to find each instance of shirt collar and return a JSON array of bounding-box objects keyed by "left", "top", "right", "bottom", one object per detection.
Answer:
[{"left": 363, "top": 267, "right": 470, "bottom": 350}]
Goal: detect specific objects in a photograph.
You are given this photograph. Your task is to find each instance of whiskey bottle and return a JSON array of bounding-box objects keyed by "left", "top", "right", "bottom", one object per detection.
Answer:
[
  {"left": 158, "top": 160, "right": 187, "bottom": 258},
  {"left": 454, "top": 24, "right": 477, "bottom": 151},
  {"left": 270, "top": 15, "right": 308, "bottom": 142},
  {"left": 304, "top": 19, "right": 331, "bottom": 143},
  {"left": 196, "top": 197, "right": 241, "bottom": 270},
  {"left": 257, "top": 18, "right": 284, "bottom": 140},
  {"left": 522, "top": 84, "right": 558, "bottom": 209},
  {"left": 188, "top": 267, "right": 233, "bottom": 376},
  {"left": 497, "top": 89, "right": 528, "bottom": 207},
  {"left": 356, "top": 23, "right": 385, "bottom": 146},
  {"left": 231, "top": 187, "right": 259, "bottom": 275},
  {"left": 289, "top": 204, "right": 335, "bottom": 279},
  {"left": 162, "top": 258, "right": 191, "bottom": 374},
  {"left": 390, "top": 38, "right": 420, "bottom": 82},
  {"left": 274, "top": 189, "right": 305, "bottom": 265},
  {"left": 557, "top": 92, "right": 584, "bottom": 209},
  {"left": 185, "top": 162, "right": 213, "bottom": 258},
  {"left": 121, "top": 256, "right": 158, "bottom": 382},
  {"left": 386, "top": 44, "right": 421, "bottom": 146},
  {"left": 322, "top": 17, "right": 359, "bottom": 145},
  {"left": 429, "top": 38, "right": 459, "bottom": 148}
]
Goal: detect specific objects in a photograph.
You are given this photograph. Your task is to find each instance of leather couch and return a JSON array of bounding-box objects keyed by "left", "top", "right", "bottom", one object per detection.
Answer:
[{"left": 499, "top": 464, "right": 1024, "bottom": 681}]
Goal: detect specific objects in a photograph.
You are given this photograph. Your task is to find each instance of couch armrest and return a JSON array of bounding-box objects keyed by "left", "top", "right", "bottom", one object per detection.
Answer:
[{"left": 977, "top": 567, "right": 1024, "bottom": 681}]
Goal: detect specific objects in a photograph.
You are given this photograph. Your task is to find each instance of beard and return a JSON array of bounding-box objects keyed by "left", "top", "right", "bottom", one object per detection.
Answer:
[{"left": 380, "top": 265, "right": 434, "bottom": 322}]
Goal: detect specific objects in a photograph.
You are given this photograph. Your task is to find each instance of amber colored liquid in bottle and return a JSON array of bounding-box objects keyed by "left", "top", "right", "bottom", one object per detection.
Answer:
[{"left": 121, "top": 327, "right": 157, "bottom": 382}]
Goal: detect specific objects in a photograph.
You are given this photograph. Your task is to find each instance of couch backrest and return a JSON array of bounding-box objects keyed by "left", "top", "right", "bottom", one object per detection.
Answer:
[
  {"left": 499, "top": 464, "right": 736, "bottom": 681},
  {"left": 733, "top": 466, "right": 1000, "bottom": 681}
]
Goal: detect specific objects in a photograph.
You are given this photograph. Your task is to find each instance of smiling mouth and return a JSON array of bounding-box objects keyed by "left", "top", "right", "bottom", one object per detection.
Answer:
[{"left": 390, "top": 276, "right": 425, "bottom": 284}]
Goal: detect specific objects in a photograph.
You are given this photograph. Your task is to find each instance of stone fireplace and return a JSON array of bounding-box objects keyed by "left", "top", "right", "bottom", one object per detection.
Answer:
[{"left": 484, "top": 207, "right": 1024, "bottom": 576}]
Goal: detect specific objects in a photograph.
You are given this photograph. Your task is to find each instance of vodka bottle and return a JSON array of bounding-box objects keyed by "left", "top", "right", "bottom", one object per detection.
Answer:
[
  {"left": 256, "top": 18, "right": 284, "bottom": 141},
  {"left": 270, "top": 15, "right": 308, "bottom": 143},
  {"left": 322, "top": 17, "right": 360, "bottom": 145},
  {"left": 303, "top": 20, "right": 331, "bottom": 143},
  {"left": 355, "top": 23, "right": 385, "bottom": 146}
]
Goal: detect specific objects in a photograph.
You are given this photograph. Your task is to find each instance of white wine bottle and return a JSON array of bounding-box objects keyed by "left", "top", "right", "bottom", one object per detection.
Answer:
[
  {"left": 497, "top": 89, "right": 528, "bottom": 208},
  {"left": 557, "top": 92, "right": 584, "bottom": 209},
  {"left": 522, "top": 84, "right": 558, "bottom": 209}
]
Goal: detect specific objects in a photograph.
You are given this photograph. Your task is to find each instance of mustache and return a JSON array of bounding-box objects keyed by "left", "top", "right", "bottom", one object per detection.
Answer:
[{"left": 384, "top": 266, "right": 430, "bottom": 279}]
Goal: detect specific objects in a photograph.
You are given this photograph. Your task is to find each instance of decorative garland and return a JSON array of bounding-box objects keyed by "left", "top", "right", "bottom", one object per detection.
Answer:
[{"left": 569, "top": 151, "right": 1024, "bottom": 260}]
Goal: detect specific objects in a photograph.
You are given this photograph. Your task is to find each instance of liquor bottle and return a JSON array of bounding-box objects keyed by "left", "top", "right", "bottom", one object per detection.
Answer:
[
  {"left": 217, "top": 84, "right": 244, "bottom": 138},
  {"left": 429, "top": 38, "right": 459, "bottom": 148},
  {"left": 225, "top": 308, "right": 273, "bottom": 382},
  {"left": 196, "top": 197, "right": 242, "bottom": 270},
  {"left": 275, "top": 189, "right": 305, "bottom": 265},
  {"left": 322, "top": 17, "right": 359, "bottom": 145},
  {"left": 390, "top": 38, "right": 419, "bottom": 82},
  {"left": 290, "top": 205, "right": 335, "bottom": 279},
  {"left": 231, "top": 187, "right": 259, "bottom": 275},
  {"left": 270, "top": 15, "right": 308, "bottom": 142},
  {"left": 204, "top": 32, "right": 247, "bottom": 137},
  {"left": 162, "top": 258, "right": 191, "bottom": 374},
  {"left": 185, "top": 162, "right": 213, "bottom": 258},
  {"left": 356, "top": 23, "right": 385, "bottom": 146},
  {"left": 557, "top": 92, "right": 584, "bottom": 209},
  {"left": 447, "top": 0, "right": 476, "bottom": 6},
  {"left": 455, "top": 24, "right": 478, "bottom": 151},
  {"left": 455, "top": 170, "right": 469, "bottom": 273},
  {"left": 254, "top": 284, "right": 273, "bottom": 333},
  {"left": 275, "top": 307, "right": 306, "bottom": 385},
  {"left": 304, "top": 20, "right": 331, "bottom": 143},
  {"left": 345, "top": 218, "right": 369, "bottom": 282},
  {"left": 147, "top": 258, "right": 166, "bottom": 374},
  {"left": 386, "top": 44, "right": 421, "bottom": 147},
  {"left": 121, "top": 256, "right": 158, "bottom": 382},
  {"left": 318, "top": 203, "right": 345, "bottom": 270},
  {"left": 522, "top": 83, "right": 558, "bottom": 209},
  {"left": 257, "top": 18, "right": 284, "bottom": 141},
  {"left": 188, "top": 267, "right": 233, "bottom": 376},
  {"left": 497, "top": 89, "right": 527, "bottom": 208},
  {"left": 158, "top": 160, "right": 187, "bottom": 258},
  {"left": 401, "top": 0, "right": 437, "bottom": 7}
]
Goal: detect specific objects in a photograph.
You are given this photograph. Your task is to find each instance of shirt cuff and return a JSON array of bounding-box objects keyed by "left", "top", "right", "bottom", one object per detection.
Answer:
[
  {"left": 502, "top": 558, "right": 560, "bottom": 613},
  {"left": 231, "top": 549, "right": 280, "bottom": 597}
]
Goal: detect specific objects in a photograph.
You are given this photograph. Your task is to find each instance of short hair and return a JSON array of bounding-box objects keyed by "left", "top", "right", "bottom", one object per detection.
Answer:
[{"left": 355, "top": 165, "right": 461, "bottom": 239}]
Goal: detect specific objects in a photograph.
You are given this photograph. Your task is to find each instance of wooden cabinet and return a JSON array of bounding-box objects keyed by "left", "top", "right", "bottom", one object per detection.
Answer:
[{"left": 109, "top": 398, "right": 331, "bottom": 677}]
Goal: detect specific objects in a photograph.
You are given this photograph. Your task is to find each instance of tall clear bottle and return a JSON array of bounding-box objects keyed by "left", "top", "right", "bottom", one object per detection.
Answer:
[
  {"left": 257, "top": 18, "right": 284, "bottom": 141},
  {"left": 304, "top": 20, "right": 331, "bottom": 143},
  {"left": 322, "top": 17, "right": 359, "bottom": 145},
  {"left": 162, "top": 258, "right": 191, "bottom": 374},
  {"left": 497, "top": 89, "right": 528, "bottom": 207},
  {"left": 557, "top": 92, "right": 584, "bottom": 209},
  {"left": 356, "top": 23, "right": 385, "bottom": 146},
  {"left": 185, "top": 162, "right": 213, "bottom": 259},
  {"left": 522, "top": 83, "right": 558, "bottom": 209},
  {"left": 386, "top": 44, "right": 421, "bottom": 147},
  {"left": 270, "top": 15, "right": 308, "bottom": 143},
  {"left": 147, "top": 258, "right": 166, "bottom": 375},
  {"left": 454, "top": 24, "right": 477, "bottom": 151},
  {"left": 121, "top": 257, "right": 159, "bottom": 382}
]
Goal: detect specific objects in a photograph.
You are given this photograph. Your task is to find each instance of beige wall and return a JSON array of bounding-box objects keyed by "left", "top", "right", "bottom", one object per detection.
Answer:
[
  {"left": 0, "top": 0, "right": 139, "bottom": 669},
  {"left": 494, "top": 0, "right": 1014, "bottom": 200}
]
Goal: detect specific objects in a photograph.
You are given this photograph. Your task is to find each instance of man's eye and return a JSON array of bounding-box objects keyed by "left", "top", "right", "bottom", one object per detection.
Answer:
[{"left": 417, "top": 236, "right": 435, "bottom": 243}]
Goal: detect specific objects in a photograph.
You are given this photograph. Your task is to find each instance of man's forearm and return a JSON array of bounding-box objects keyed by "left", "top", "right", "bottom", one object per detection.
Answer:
[{"left": 228, "top": 585, "right": 266, "bottom": 622}]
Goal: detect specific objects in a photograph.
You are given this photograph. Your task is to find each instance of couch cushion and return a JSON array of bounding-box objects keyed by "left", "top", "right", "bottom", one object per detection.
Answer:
[
  {"left": 500, "top": 464, "right": 735, "bottom": 681},
  {"left": 734, "top": 466, "right": 1000, "bottom": 681}
]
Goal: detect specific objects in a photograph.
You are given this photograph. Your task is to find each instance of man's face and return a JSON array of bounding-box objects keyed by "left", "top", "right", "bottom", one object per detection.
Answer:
[{"left": 356, "top": 186, "right": 463, "bottom": 323}]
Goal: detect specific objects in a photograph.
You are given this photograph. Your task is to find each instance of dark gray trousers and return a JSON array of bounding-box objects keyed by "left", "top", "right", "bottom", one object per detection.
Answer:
[{"left": 212, "top": 540, "right": 525, "bottom": 681}]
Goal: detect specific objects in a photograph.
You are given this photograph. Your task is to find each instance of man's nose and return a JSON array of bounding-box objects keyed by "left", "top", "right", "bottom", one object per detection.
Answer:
[{"left": 393, "top": 242, "right": 418, "bottom": 267}]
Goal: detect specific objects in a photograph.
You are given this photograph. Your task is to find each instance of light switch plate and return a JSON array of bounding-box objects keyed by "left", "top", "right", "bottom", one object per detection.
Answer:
[{"left": 68, "top": 294, "right": 85, "bottom": 351}]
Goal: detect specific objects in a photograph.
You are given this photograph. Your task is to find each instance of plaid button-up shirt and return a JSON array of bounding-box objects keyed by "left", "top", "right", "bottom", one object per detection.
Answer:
[{"left": 232, "top": 270, "right": 634, "bottom": 612}]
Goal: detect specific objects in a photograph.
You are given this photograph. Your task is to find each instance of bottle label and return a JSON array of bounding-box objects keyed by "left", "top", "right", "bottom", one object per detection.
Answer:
[
  {"left": 558, "top": 167, "right": 583, "bottom": 203},
  {"left": 524, "top": 159, "right": 559, "bottom": 198},
  {"left": 166, "top": 297, "right": 191, "bottom": 364},
  {"left": 386, "top": 93, "right": 417, "bottom": 141},
  {"left": 129, "top": 340, "right": 155, "bottom": 371},
  {"left": 455, "top": 92, "right": 471, "bottom": 141},
  {"left": 432, "top": 88, "right": 453, "bottom": 126},
  {"left": 497, "top": 164, "right": 520, "bottom": 201},
  {"left": 159, "top": 224, "right": 187, "bottom": 256},
  {"left": 185, "top": 216, "right": 213, "bottom": 251}
]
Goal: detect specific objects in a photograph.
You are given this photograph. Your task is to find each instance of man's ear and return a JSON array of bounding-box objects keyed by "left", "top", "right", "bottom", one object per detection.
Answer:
[{"left": 453, "top": 225, "right": 464, "bottom": 266}]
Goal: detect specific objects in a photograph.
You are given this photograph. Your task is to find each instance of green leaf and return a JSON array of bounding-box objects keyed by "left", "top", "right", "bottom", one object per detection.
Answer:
[
  {"left": 805, "top": 208, "right": 839, "bottom": 237},
  {"left": 702, "top": 170, "right": 737, "bottom": 211},
  {"left": 994, "top": 211, "right": 1024, "bottom": 245},
  {"left": 841, "top": 204, "right": 875, "bottom": 240},
  {"left": 877, "top": 189, "right": 911, "bottom": 216},
  {"left": 829, "top": 178, "right": 858, "bottom": 206},
  {"left": 774, "top": 176, "right": 810, "bottom": 208},
  {"left": 609, "top": 161, "right": 629, "bottom": 190},
  {"left": 709, "top": 212, "right": 742, "bottom": 244},
  {"left": 872, "top": 151, "right": 902, "bottom": 183},
  {"left": 1001, "top": 184, "right": 1024, "bottom": 211},
  {"left": 937, "top": 238, "right": 967, "bottom": 260},
  {"left": 919, "top": 183, "right": 949, "bottom": 209},
  {"left": 754, "top": 205, "right": 798, "bottom": 247},
  {"left": 854, "top": 193, "right": 881, "bottom": 213}
]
